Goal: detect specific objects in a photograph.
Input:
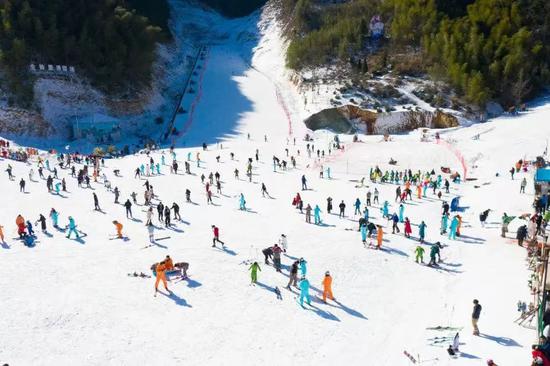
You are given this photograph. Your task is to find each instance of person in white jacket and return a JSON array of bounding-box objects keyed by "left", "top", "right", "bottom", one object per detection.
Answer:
[{"left": 279, "top": 234, "right": 288, "bottom": 252}]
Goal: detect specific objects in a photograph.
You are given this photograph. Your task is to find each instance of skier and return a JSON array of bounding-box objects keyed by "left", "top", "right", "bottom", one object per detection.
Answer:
[
  {"left": 472, "top": 299, "right": 482, "bottom": 335},
  {"left": 428, "top": 242, "right": 441, "bottom": 266},
  {"left": 520, "top": 177, "right": 527, "bottom": 193},
  {"left": 366, "top": 191, "right": 372, "bottom": 206},
  {"left": 262, "top": 247, "right": 273, "bottom": 264},
  {"left": 171, "top": 203, "right": 181, "bottom": 221},
  {"left": 279, "top": 234, "right": 288, "bottom": 252},
  {"left": 314, "top": 205, "right": 322, "bottom": 225},
  {"left": 399, "top": 204, "right": 405, "bottom": 223},
  {"left": 418, "top": 221, "right": 427, "bottom": 243},
  {"left": 449, "top": 215, "right": 459, "bottom": 240},
  {"left": 114, "top": 187, "right": 120, "bottom": 203},
  {"left": 0, "top": 224, "right": 4, "bottom": 243},
  {"left": 146, "top": 207, "right": 153, "bottom": 226},
  {"left": 391, "top": 213, "right": 400, "bottom": 234},
  {"left": 261, "top": 183, "right": 268, "bottom": 197},
  {"left": 164, "top": 206, "right": 171, "bottom": 227},
  {"left": 185, "top": 189, "right": 191, "bottom": 203},
  {"left": 26, "top": 221, "right": 35, "bottom": 237},
  {"left": 327, "top": 197, "right": 333, "bottom": 214},
  {"left": 124, "top": 199, "right": 132, "bottom": 218},
  {"left": 113, "top": 220, "right": 123, "bottom": 238},
  {"left": 93, "top": 193, "right": 100, "bottom": 211},
  {"left": 66, "top": 216, "right": 79, "bottom": 239},
  {"left": 301, "top": 175, "right": 308, "bottom": 190},
  {"left": 339, "top": 200, "right": 346, "bottom": 218},
  {"left": 440, "top": 214, "right": 449, "bottom": 234},
  {"left": 287, "top": 261, "right": 299, "bottom": 289},
  {"left": 239, "top": 193, "right": 246, "bottom": 210},
  {"left": 50, "top": 208, "right": 59, "bottom": 228},
  {"left": 375, "top": 225, "right": 383, "bottom": 249},
  {"left": 374, "top": 188, "right": 379, "bottom": 204},
  {"left": 157, "top": 202, "right": 164, "bottom": 221},
  {"left": 36, "top": 214, "right": 47, "bottom": 232},
  {"left": 299, "top": 277, "right": 311, "bottom": 307},
  {"left": 305, "top": 204, "right": 312, "bottom": 223},
  {"left": 212, "top": 225, "right": 225, "bottom": 247},
  {"left": 415, "top": 245, "right": 425, "bottom": 263},
  {"left": 19, "top": 178, "right": 25, "bottom": 193},
  {"left": 354, "top": 198, "right": 361, "bottom": 215},
  {"left": 479, "top": 209, "right": 490, "bottom": 227},
  {"left": 382, "top": 201, "right": 389, "bottom": 218},
  {"left": 404, "top": 217, "right": 412, "bottom": 238},
  {"left": 272, "top": 244, "right": 283, "bottom": 272},
  {"left": 154, "top": 261, "right": 170, "bottom": 293},
  {"left": 322, "top": 271, "right": 335, "bottom": 303},
  {"left": 299, "top": 258, "right": 307, "bottom": 276},
  {"left": 360, "top": 222, "right": 368, "bottom": 245},
  {"left": 517, "top": 224, "right": 527, "bottom": 246},
  {"left": 249, "top": 261, "right": 261, "bottom": 284},
  {"left": 147, "top": 223, "right": 154, "bottom": 243}
]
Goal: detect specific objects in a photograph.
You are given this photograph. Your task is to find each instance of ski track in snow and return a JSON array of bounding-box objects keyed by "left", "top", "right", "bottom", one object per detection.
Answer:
[{"left": 0, "top": 2, "right": 549, "bottom": 365}]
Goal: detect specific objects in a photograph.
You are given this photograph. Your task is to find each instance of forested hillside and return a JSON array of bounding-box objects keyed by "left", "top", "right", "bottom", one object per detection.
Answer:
[
  {"left": 0, "top": 0, "right": 168, "bottom": 106},
  {"left": 283, "top": 0, "right": 550, "bottom": 107}
]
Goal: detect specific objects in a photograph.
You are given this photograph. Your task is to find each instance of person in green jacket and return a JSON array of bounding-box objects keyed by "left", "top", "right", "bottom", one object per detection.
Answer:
[
  {"left": 249, "top": 261, "right": 261, "bottom": 283},
  {"left": 415, "top": 245, "right": 425, "bottom": 263},
  {"left": 428, "top": 242, "right": 441, "bottom": 266}
]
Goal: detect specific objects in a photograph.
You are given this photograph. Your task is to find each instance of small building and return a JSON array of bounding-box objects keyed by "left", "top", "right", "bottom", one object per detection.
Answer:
[
  {"left": 73, "top": 113, "right": 121, "bottom": 144},
  {"left": 535, "top": 168, "right": 550, "bottom": 195}
]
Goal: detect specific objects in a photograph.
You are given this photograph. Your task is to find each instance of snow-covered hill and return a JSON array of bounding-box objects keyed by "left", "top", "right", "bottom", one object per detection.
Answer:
[{"left": 0, "top": 2, "right": 549, "bottom": 366}]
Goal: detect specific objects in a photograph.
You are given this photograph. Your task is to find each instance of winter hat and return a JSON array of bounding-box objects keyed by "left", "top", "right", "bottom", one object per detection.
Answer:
[{"left": 325, "top": 271, "right": 330, "bottom": 275}]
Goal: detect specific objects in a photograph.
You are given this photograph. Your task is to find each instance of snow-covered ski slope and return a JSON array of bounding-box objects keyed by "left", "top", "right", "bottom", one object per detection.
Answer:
[{"left": 1, "top": 2, "right": 549, "bottom": 365}]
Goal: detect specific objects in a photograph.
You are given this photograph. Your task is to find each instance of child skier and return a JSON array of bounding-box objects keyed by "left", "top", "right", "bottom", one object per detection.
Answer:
[
  {"left": 322, "top": 271, "right": 335, "bottom": 303},
  {"left": 249, "top": 262, "right": 261, "bottom": 284},
  {"left": 415, "top": 245, "right": 425, "bottom": 263}
]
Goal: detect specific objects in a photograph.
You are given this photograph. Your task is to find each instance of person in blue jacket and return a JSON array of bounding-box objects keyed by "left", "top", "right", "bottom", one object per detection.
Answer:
[
  {"left": 392, "top": 212, "right": 400, "bottom": 234},
  {"left": 360, "top": 222, "right": 368, "bottom": 244},
  {"left": 239, "top": 193, "right": 246, "bottom": 210},
  {"left": 66, "top": 216, "right": 80, "bottom": 239},
  {"left": 26, "top": 221, "right": 35, "bottom": 236},
  {"left": 382, "top": 201, "right": 389, "bottom": 218},
  {"left": 440, "top": 214, "right": 449, "bottom": 234},
  {"left": 314, "top": 205, "right": 322, "bottom": 224},
  {"left": 299, "top": 258, "right": 307, "bottom": 276},
  {"left": 448, "top": 216, "right": 459, "bottom": 240},
  {"left": 399, "top": 204, "right": 405, "bottom": 223},
  {"left": 418, "top": 221, "right": 427, "bottom": 243},
  {"left": 363, "top": 207, "right": 369, "bottom": 221},
  {"left": 299, "top": 277, "right": 311, "bottom": 307},
  {"left": 50, "top": 208, "right": 59, "bottom": 228},
  {"left": 354, "top": 198, "right": 361, "bottom": 215}
]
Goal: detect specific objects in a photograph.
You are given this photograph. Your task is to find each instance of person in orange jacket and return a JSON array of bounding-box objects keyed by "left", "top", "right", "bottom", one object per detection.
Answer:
[
  {"left": 155, "top": 261, "right": 169, "bottom": 293},
  {"left": 164, "top": 255, "right": 174, "bottom": 271},
  {"left": 416, "top": 184, "right": 422, "bottom": 199},
  {"left": 322, "top": 271, "right": 335, "bottom": 303},
  {"left": 16, "top": 214, "right": 26, "bottom": 238},
  {"left": 0, "top": 224, "right": 4, "bottom": 243},
  {"left": 113, "top": 220, "right": 123, "bottom": 238},
  {"left": 376, "top": 225, "right": 383, "bottom": 249}
]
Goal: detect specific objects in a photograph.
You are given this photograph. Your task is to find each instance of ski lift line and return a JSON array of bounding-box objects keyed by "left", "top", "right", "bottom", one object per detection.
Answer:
[
  {"left": 161, "top": 45, "right": 206, "bottom": 144},
  {"left": 177, "top": 49, "right": 209, "bottom": 140}
]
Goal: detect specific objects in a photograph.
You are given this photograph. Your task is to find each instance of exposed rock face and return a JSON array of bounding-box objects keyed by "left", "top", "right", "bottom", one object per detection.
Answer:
[{"left": 304, "top": 104, "right": 458, "bottom": 134}]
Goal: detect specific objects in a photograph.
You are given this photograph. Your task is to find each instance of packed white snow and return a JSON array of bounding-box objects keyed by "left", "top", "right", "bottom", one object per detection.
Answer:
[{"left": 0, "top": 2, "right": 548, "bottom": 365}]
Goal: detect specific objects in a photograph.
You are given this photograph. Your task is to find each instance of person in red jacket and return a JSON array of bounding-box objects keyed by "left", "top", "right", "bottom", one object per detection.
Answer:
[
  {"left": 532, "top": 345, "right": 550, "bottom": 366},
  {"left": 404, "top": 217, "right": 412, "bottom": 238},
  {"left": 212, "top": 225, "right": 224, "bottom": 247}
]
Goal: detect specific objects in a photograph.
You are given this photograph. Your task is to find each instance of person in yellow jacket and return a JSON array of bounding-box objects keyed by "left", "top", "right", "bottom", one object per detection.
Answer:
[
  {"left": 155, "top": 261, "right": 169, "bottom": 293},
  {"left": 113, "top": 220, "right": 123, "bottom": 238},
  {"left": 322, "top": 271, "right": 335, "bottom": 303}
]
